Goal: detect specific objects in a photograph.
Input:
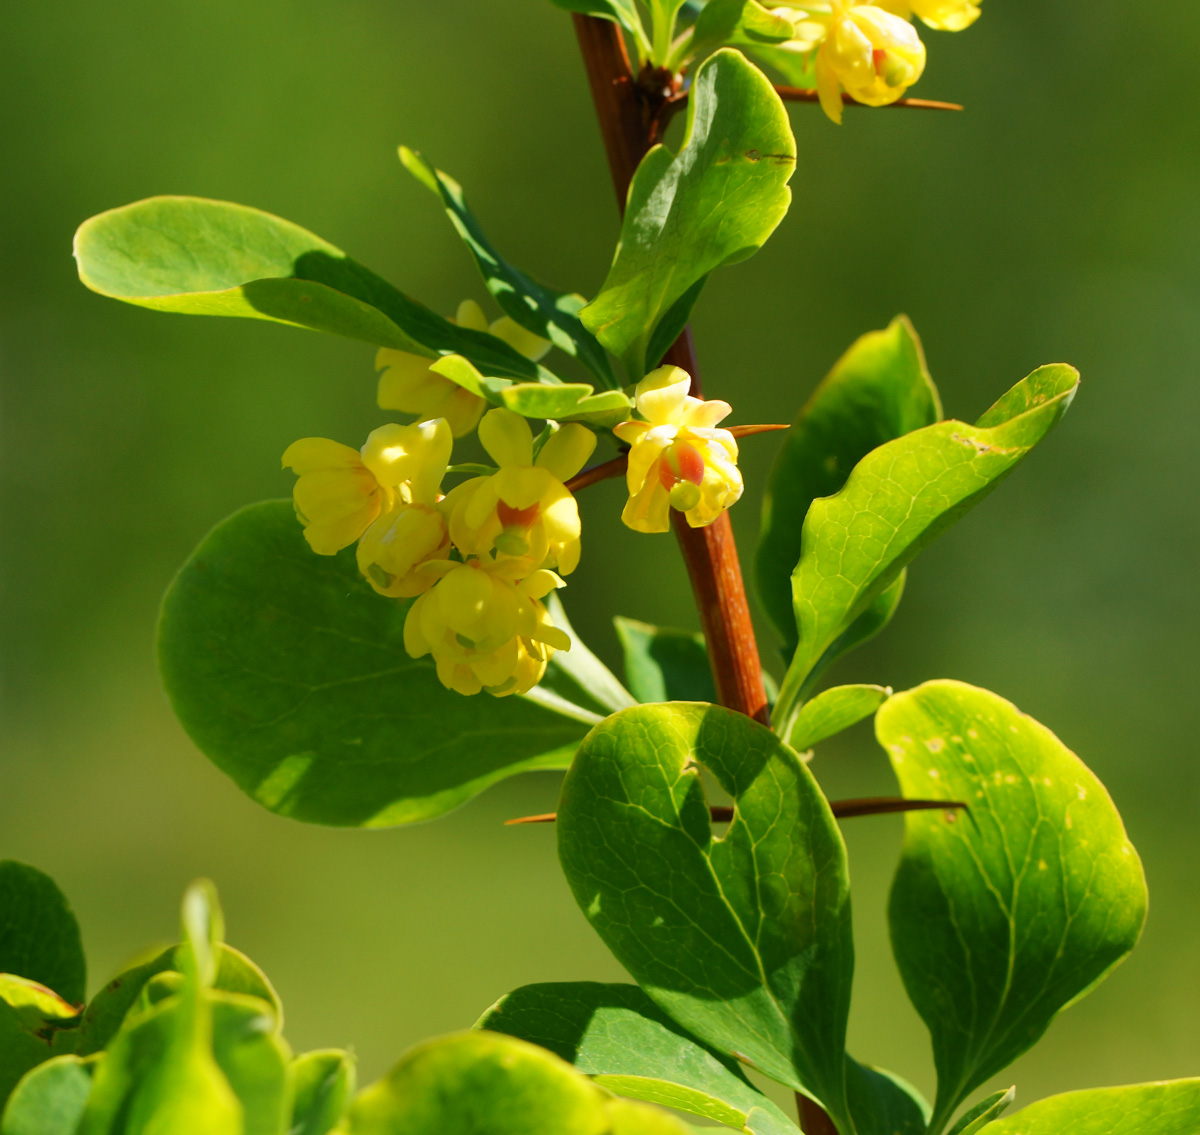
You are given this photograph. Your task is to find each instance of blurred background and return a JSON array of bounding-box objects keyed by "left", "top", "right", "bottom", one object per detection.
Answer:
[{"left": 2, "top": 0, "right": 1198, "bottom": 1118}]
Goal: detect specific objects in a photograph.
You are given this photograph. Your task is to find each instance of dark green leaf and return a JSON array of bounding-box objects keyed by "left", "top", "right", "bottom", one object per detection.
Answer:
[
  {"left": 0, "top": 1056, "right": 95, "bottom": 1135},
  {"left": 0, "top": 863, "right": 86, "bottom": 1006},
  {"left": 879, "top": 681, "right": 1147, "bottom": 1130},
  {"left": 945, "top": 1087, "right": 1014, "bottom": 1135},
  {"left": 846, "top": 1058, "right": 930, "bottom": 1135},
  {"left": 613, "top": 619, "right": 717, "bottom": 705},
  {"left": 783, "top": 685, "right": 890, "bottom": 753},
  {"left": 400, "top": 148, "right": 616, "bottom": 388},
  {"left": 775, "top": 365, "right": 1079, "bottom": 731},
  {"left": 347, "top": 1031, "right": 607, "bottom": 1135},
  {"left": 0, "top": 994, "right": 78, "bottom": 1110},
  {"left": 985, "top": 1081, "right": 1200, "bottom": 1135},
  {"left": 291, "top": 1050, "right": 355, "bottom": 1135},
  {"left": 74, "top": 197, "right": 546, "bottom": 381},
  {"left": 581, "top": 50, "right": 795, "bottom": 374},
  {"left": 756, "top": 316, "right": 941, "bottom": 651},
  {"left": 478, "top": 981, "right": 799, "bottom": 1134},
  {"left": 548, "top": 0, "right": 650, "bottom": 55},
  {"left": 557, "top": 703, "right": 853, "bottom": 1127},
  {"left": 542, "top": 598, "right": 637, "bottom": 718},
  {"left": 158, "top": 501, "right": 591, "bottom": 827}
]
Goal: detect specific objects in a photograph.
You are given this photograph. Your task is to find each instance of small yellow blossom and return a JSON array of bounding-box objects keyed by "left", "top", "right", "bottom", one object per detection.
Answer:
[
  {"left": 283, "top": 422, "right": 440, "bottom": 555},
  {"left": 815, "top": 3, "right": 926, "bottom": 123},
  {"left": 355, "top": 418, "right": 454, "bottom": 598},
  {"left": 878, "top": 0, "right": 980, "bottom": 30},
  {"left": 376, "top": 300, "right": 552, "bottom": 438},
  {"left": 444, "top": 408, "right": 596, "bottom": 576},
  {"left": 403, "top": 559, "right": 570, "bottom": 697},
  {"left": 614, "top": 366, "right": 743, "bottom": 534}
]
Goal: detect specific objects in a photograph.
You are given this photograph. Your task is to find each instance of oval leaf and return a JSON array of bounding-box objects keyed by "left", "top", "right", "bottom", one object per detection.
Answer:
[
  {"left": 0, "top": 864, "right": 85, "bottom": 1008},
  {"left": 986, "top": 1080, "right": 1200, "bottom": 1135},
  {"left": 557, "top": 703, "right": 853, "bottom": 1127},
  {"left": 581, "top": 49, "right": 796, "bottom": 374},
  {"left": 878, "top": 681, "right": 1147, "bottom": 1129},
  {"left": 158, "top": 501, "right": 592, "bottom": 827},
  {"left": 290, "top": 1050, "right": 355, "bottom": 1135},
  {"left": 756, "top": 315, "right": 941, "bottom": 651},
  {"left": 776, "top": 364, "right": 1079, "bottom": 730},
  {"left": 783, "top": 684, "right": 891, "bottom": 753},
  {"left": 0, "top": 1056, "right": 95, "bottom": 1135}
]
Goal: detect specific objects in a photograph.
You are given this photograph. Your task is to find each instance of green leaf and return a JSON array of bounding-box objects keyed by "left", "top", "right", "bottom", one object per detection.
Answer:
[
  {"left": 208, "top": 994, "right": 290, "bottom": 1135},
  {"left": 557, "top": 703, "right": 853, "bottom": 1127},
  {"left": 500, "top": 384, "right": 632, "bottom": 424},
  {"left": 0, "top": 994, "right": 78, "bottom": 1110},
  {"left": 74, "top": 197, "right": 546, "bottom": 381},
  {"left": 613, "top": 619, "right": 717, "bottom": 705},
  {"left": 548, "top": 0, "right": 650, "bottom": 55},
  {"left": 878, "top": 681, "right": 1147, "bottom": 1131},
  {"left": 542, "top": 598, "right": 637, "bottom": 719},
  {"left": 756, "top": 315, "right": 941, "bottom": 652},
  {"left": 945, "top": 1087, "right": 1013, "bottom": 1135},
  {"left": 158, "top": 501, "right": 592, "bottom": 827},
  {"left": 775, "top": 364, "right": 1079, "bottom": 731},
  {"left": 984, "top": 1081, "right": 1200, "bottom": 1135},
  {"left": 290, "top": 1050, "right": 355, "bottom": 1135},
  {"left": 1, "top": 1056, "right": 95, "bottom": 1135},
  {"left": 846, "top": 1059, "right": 930, "bottom": 1135},
  {"left": 604, "top": 1097, "right": 697, "bottom": 1134},
  {"left": 744, "top": 42, "right": 818, "bottom": 88},
  {"left": 581, "top": 50, "right": 795, "bottom": 374},
  {"left": 478, "top": 981, "right": 799, "bottom": 1135},
  {"left": 348, "top": 1031, "right": 608, "bottom": 1135},
  {"left": 400, "top": 148, "right": 616, "bottom": 388},
  {"left": 782, "top": 684, "right": 890, "bottom": 753},
  {"left": 691, "top": 0, "right": 796, "bottom": 59},
  {"left": 0, "top": 863, "right": 86, "bottom": 1006}
]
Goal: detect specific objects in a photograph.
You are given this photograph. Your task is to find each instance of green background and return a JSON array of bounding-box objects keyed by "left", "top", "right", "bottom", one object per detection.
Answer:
[{"left": 2, "top": 0, "right": 1197, "bottom": 1119}]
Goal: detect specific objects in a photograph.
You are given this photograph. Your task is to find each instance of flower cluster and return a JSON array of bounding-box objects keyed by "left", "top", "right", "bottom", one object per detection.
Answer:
[
  {"left": 746, "top": 0, "right": 981, "bottom": 123},
  {"left": 284, "top": 305, "right": 747, "bottom": 698}
]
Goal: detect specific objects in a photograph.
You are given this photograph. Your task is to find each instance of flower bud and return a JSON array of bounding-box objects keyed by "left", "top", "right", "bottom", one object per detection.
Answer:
[{"left": 816, "top": 3, "right": 926, "bottom": 123}]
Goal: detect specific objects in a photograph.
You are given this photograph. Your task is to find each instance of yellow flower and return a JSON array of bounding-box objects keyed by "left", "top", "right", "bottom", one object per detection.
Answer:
[
  {"left": 283, "top": 422, "right": 441, "bottom": 555},
  {"left": 403, "top": 559, "right": 570, "bottom": 697},
  {"left": 355, "top": 418, "right": 455, "bottom": 598},
  {"left": 444, "top": 409, "right": 596, "bottom": 576},
  {"left": 613, "top": 366, "right": 743, "bottom": 534},
  {"left": 375, "top": 300, "right": 552, "bottom": 438},
  {"left": 815, "top": 3, "right": 926, "bottom": 123},
  {"left": 878, "top": 0, "right": 980, "bottom": 30}
]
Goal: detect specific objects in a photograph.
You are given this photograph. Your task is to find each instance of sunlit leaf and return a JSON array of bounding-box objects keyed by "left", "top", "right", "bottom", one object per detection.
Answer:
[{"left": 986, "top": 1080, "right": 1200, "bottom": 1135}]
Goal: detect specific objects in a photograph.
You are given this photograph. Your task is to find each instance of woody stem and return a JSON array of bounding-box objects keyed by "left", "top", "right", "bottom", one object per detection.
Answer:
[{"left": 572, "top": 14, "right": 770, "bottom": 725}]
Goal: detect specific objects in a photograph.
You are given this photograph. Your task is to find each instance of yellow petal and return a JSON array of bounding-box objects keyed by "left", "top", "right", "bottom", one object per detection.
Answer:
[
  {"left": 536, "top": 423, "right": 597, "bottom": 482},
  {"left": 816, "top": 45, "right": 845, "bottom": 124},
  {"left": 495, "top": 465, "right": 557, "bottom": 511},
  {"left": 635, "top": 366, "right": 692, "bottom": 425},
  {"left": 282, "top": 437, "right": 362, "bottom": 474},
  {"left": 683, "top": 399, "right": 733, "bottom": 429},
  {"left": 520, "top": 569, "right": 567, "bottom": 600},
  {"left": 478, "top": 408, "right": 534, "bottom": 468},
  {"left": 377, "top": 352, "right": 439, "bottom": 411},
  {"left": 403, "top": 600, "right": 431, "bottom": 658},
  {"left": 621, "top": 482, "right": 671, "bottom": 534},
  {"left": 455, "top": 299, "right": 490, "bottom": 332},
  {"left": 490, "top": 316, "right": 552, "bottom": 362}
]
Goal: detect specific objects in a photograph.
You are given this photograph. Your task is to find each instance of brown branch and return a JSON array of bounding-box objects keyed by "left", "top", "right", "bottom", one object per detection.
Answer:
[
  {"left": 775, "top": 86, "right": 963, "bottom": 111},
  {"left": 799, "top": 1093, "right": 841, "bottom": 1135},
  {"left": 565, "top": 455, "right": 628, "bottom": 493},
  {"left": 505, "top": 798, "right": 967, "bottom": 826}
]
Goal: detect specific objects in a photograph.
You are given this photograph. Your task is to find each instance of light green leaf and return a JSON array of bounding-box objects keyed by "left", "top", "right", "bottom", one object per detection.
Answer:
[
  {"left": 986, "top": 1080, "right": 1200, "bottom": 1135},
  {"left": 691, "top": 0, "right": 796, "bottom": 59},
  {"left": 945, "top": 1087, "right": 1014, "bottom": 1135},
  {"left": 613, "top": 619, "right": 717, "bottom": 705},
  {"left": 1, "top": 1056, "right": 95, "bottom": 1135},
  {"left": 604, "top": 1097, "right": 696, "bottom": 1134},
  {"left": 756, "top": 316, "right": 941, "bottom": 651},
  {"left": 776, "top": 364, "right": 1079, "bottom": 731},
  {"left": 158, "top": 501, "right": 591, "bottom": 827},
  {"left": 879, "top": 681, "right": 1147, "bottom": 1131},
  {"left": 542, "top": 598, "right": 637, "bottom": 718},
  {"left": 478, "top": 981, "right": 799, "bottom": 1135},
  {"left": 74, "top": 197, "right": 545, "bottom": 380},
  {"left": 400, "top": 148, "right": 616, "bottom": 388},
  {"left": 846, "top": 1059, "right": 930, "bottom": 1135},
  {"left": 348, "top": 1031, "right": 608, "bottom": 1135},
  {"left": 290, "top": 1050, "right": 355, "bottom": 1135},
  {"left": 0, "top": 863, "right": 86, "bottom": 1007},
  {"left": 782, "top": 685, "right": 890, "bottom": 753},
  {"left": 500, "top": 384, "right": 632, "bottom": 424},
  {"left": 209, "top": 993, "right": 290, "bottom": 1135},
  {"left": 744, "top": 42, "right": 817, "bottom": 88},
  {"left": 581, "top": 50, "right": 795, "bottom": 374},
  {"left": 557, "top": 703, "right": 853, "bottom": 1128},
  {"left": 548, "top": 0, "right": 651, "bottom": 56}
]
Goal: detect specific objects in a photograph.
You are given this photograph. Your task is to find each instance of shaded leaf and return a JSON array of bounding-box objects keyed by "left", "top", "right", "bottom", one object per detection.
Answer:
[
  {"left": 946, "top": 1087, "right": 1014, "bottom": 1135},
  {"left": 879, "top": 681, "right": 1147, "bottom": 1130},
  {"left": 542, "top": 598, "right": 637, "bottom": 718},
  {"left": 846, "top": 1058, "right": 930, "bottom": 1135},
  {"left": 158, "top": 501, "right": 591, "bottom": 827},
  {"left": 756, "top": 316, "right": 941, "bottom": 651},
  {"left": 478, "top": 981, "right": 799, "bottom": 1134},
  {"left": 557, "top": 703, "right": 853, "bottom": 1127},
  {"left": 776, "top": 365, "right": 1079, "bottom": 731},
  {"left": 0, "top": 1056, "right": 95, "bottom": 1135},
  {"left": 613, "top": 619, "right": 717, "bottom": 705},
  {"left": 581, "top": 50, "right": 795, "bottom": 374},
  {"left": 986, "top": 1080, "right": 1200, "bottom": 1135},
  {"left": 783, "top": 684, "right": 890, "bottom": 753},
  {"left": 75, "top": 197, "right": 545, "bottom": 380},
  {"left": 400, "top": 148, "right": 616, "bottom": 387},
  {"left": 0, "top": 863, "right": 86, "bottom": 1007},
  {"left": 291, "top": 1050, "right": 355, "bottom": 1135}
]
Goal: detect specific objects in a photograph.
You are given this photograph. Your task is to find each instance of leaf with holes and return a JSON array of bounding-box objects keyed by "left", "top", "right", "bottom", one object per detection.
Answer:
[
  {"left": 879, "top": 681, "right": 1147, "bottom": 1131},
  {"left": 557, "top": 702, "right": 854, "bottom": 1129}
]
